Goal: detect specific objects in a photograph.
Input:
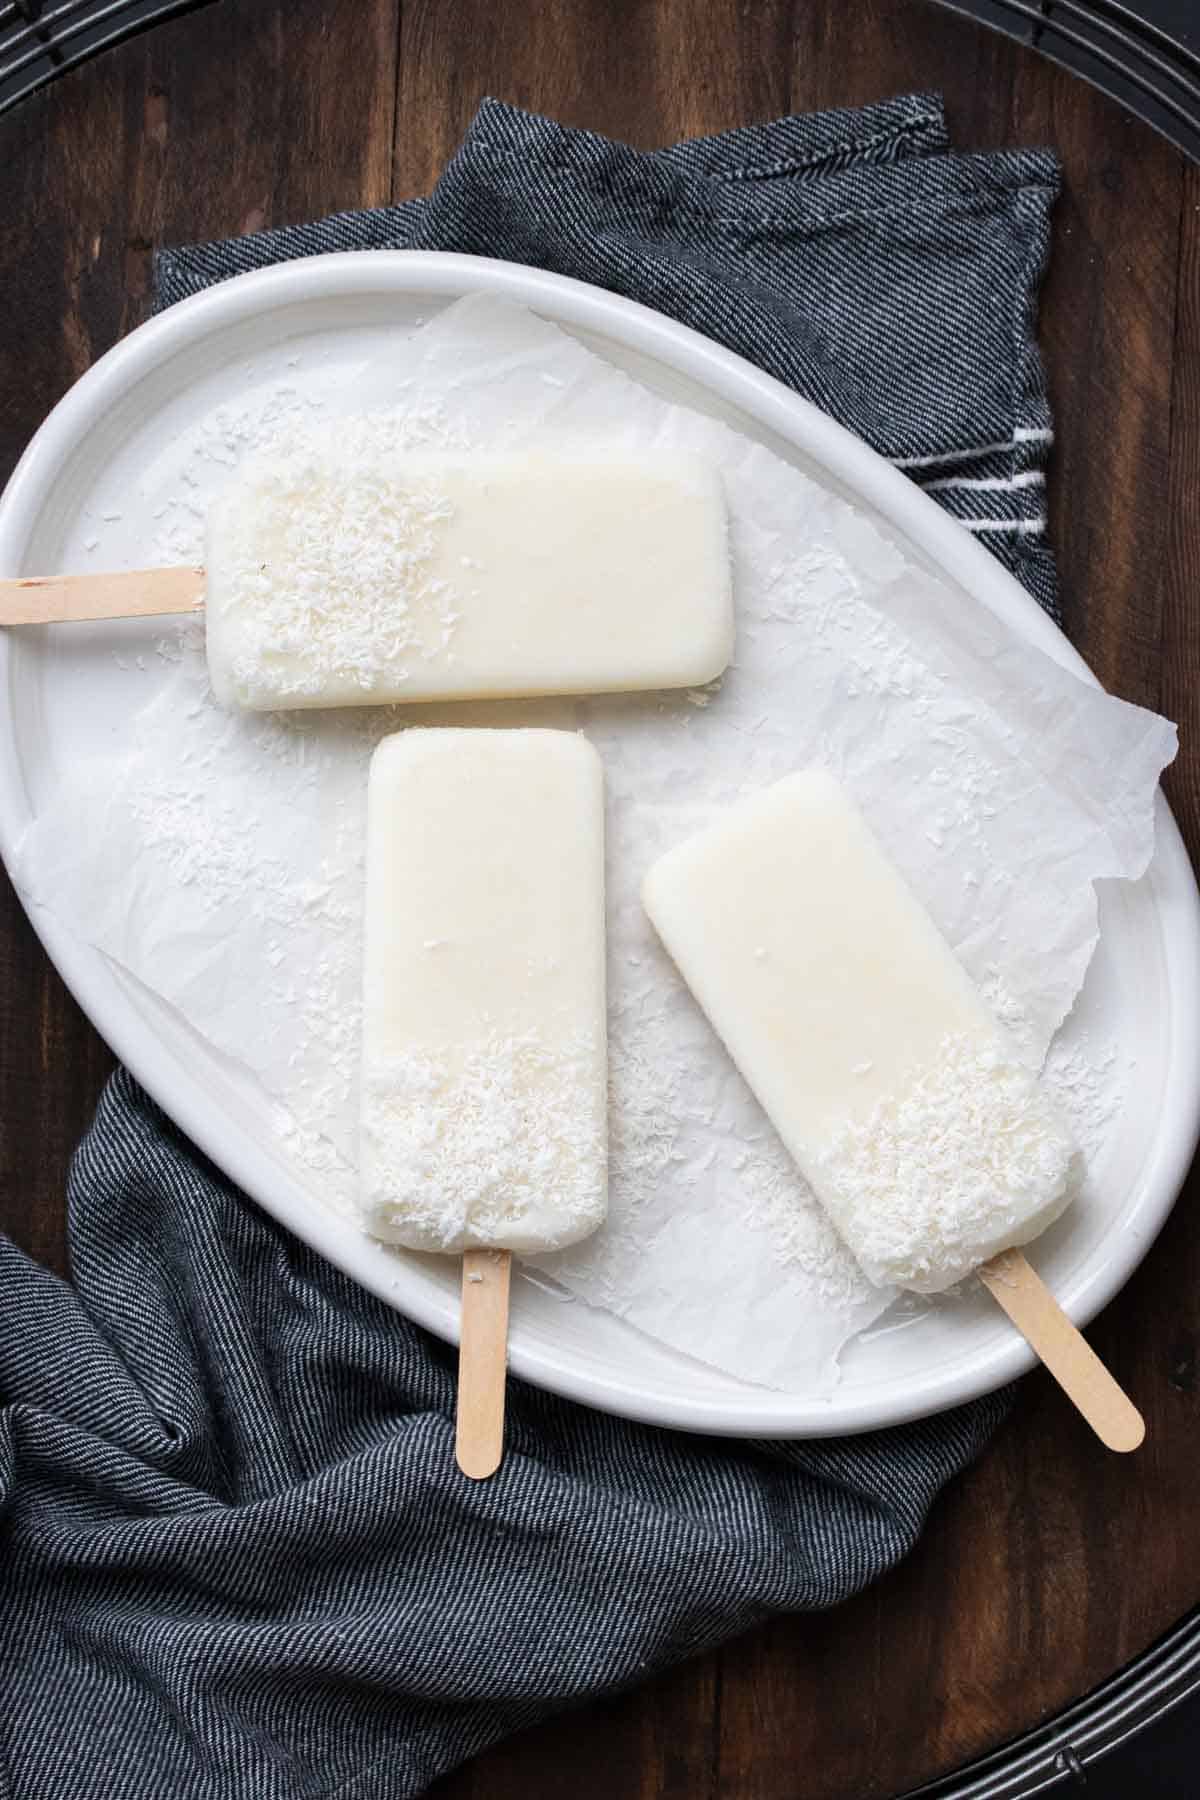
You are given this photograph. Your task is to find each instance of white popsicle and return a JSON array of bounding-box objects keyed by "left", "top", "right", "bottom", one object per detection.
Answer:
[
  {"left": 359, "top": 727, "right": 608, "bottom": 1255},
  {"left": 642, "top": 770, "right": 1079, "bottom": 1294},
  {"left": 205, "top": 448, "right": 732, "bottom": 711}
]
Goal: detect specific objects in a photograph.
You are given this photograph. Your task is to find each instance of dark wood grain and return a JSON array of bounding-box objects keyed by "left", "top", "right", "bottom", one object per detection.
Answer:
[
  {"left": 2, "top": 2, "right": 1199, "bottom": 1795},
  {"left": 1024, "top": 81, "right": 1181, "bottom": 705},
  {"left": 1160, "top": 158, "right": 1200, "bottom": 867}
]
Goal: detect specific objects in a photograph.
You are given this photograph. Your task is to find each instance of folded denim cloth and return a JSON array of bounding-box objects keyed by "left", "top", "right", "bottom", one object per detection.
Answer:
[{"left": 2, "top": 96, "right": 1058, "bottom": 1800}]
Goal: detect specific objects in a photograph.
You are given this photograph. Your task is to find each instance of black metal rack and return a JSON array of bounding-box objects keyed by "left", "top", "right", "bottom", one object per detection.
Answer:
[
  {"left": 936, "top": 1, "right": 1200, "bottom": 161},
  {"left": 904, "top": 1603, "right": 1200, "bottom": 1795},
  {"left": 0, "top": 0, "right": 213, "bottom": 114}
]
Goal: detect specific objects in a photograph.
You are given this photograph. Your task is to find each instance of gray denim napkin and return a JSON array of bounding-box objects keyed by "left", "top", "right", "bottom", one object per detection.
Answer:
[{"left": 0, "top": 96, "right": 1057, "bottom": 1800}]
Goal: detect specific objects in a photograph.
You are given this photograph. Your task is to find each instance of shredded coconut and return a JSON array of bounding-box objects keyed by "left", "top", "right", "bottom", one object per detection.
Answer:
[
  {"left": 815, "top": 1035, "right": 1080, "bottom": 1292},
  {"left": 360, "top": 1030, "right": 606, "bottom": 1254},
  {"left": 738, "top": 1129, "right": 880, "bottom": 1311},
  {"left": 1044, "top": 1032, "right": 1122, "bottom": 1165},
  {"left": 207, "top": 441, "right": 461, "bottom": 706}
]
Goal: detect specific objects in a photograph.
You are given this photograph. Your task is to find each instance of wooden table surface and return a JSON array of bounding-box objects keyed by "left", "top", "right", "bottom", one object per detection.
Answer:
[{"left": 1, "top": 2, "right": 1197, "bottom": 1795}]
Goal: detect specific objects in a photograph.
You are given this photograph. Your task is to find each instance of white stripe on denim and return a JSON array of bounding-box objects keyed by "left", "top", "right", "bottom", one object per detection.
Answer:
[
  {"left": 892, "top": 427, "right": 1054, "bottom": 469},
  {"left": 962, "top": 517, "right": 1045, "bottom": 534},
  {"left": 924, "top": 470, "right": 1045, "bottom": 492}
]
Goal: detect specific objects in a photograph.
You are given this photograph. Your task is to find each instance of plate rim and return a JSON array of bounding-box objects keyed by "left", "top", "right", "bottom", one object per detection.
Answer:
[{"left": 1, "top": 247, "right": 1197, "bottom": 1437}]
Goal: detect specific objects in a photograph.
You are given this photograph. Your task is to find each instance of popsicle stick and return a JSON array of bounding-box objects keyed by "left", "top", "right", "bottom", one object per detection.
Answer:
[
  {"left": 979, "top": 1248, "right": 1144, "bottom": 1452},
  {"left": 0, "top": 567, "right": 204, "bottom": 625},
  {"left": 455, "top": 1249, "right": 512, "bottom": 1479}
]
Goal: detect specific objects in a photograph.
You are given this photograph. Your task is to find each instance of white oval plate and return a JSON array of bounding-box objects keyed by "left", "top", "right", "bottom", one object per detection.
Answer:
[{"left": 1, "top": 251, "right": 1197, "bottom": 1437}]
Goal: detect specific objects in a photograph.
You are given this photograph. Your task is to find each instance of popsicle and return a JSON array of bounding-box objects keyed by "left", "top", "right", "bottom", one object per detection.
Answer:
[
  {"left": 360, "top": 726, "right": 608, "bottom": 1477},
  {"left": 0, "top": 448, "right": 734, "bottom": 710},
  {"left": 643, "top": 769, "right": 1143, "bottom": 1450}
]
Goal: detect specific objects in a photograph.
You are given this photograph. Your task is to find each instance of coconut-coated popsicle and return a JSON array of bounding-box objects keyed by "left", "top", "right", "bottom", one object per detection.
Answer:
[
  {"left": 642, "top": 770, "right": 1079, "bottom": 1294},
  {"left": 359, "top": 726, "right": 608, "bottom": 1256},
  {"left": 205, "top": 448, "right": 732, "bottom": 710},
  {"left": 360, "top": 725, "right": 608, "bottom": 1481},
  {"left": 643, "top": 770, "right": 1144, "bottom": 1453}
]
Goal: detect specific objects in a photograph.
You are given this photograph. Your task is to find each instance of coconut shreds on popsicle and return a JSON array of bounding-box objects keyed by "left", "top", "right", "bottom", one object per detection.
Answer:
[
  {"left": 204, "top": 448, "right": 733, "bottom": 711},
  {"left": 359, "top": 727, "right": 607, "bottom": 1255},
  {"left": 642, "top": 770, "right": 1080, "bottom": 1293}
]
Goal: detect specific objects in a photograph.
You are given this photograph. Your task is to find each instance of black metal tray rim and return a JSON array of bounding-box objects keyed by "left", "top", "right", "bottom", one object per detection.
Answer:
[{"left": 906, "top": 1604, "right": 1200, "bottom": 1796}]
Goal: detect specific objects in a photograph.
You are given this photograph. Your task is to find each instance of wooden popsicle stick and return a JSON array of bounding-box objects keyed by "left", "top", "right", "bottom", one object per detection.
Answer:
[
  {"left": 455, "top": 1248, "right": 513, "bottom": 1479},
  {"left": 0, "top": 567, "right": 204, "bottom": 625},
  {"left": 979, "top": 1248, "right": 1144, "bottom": 1453}
]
